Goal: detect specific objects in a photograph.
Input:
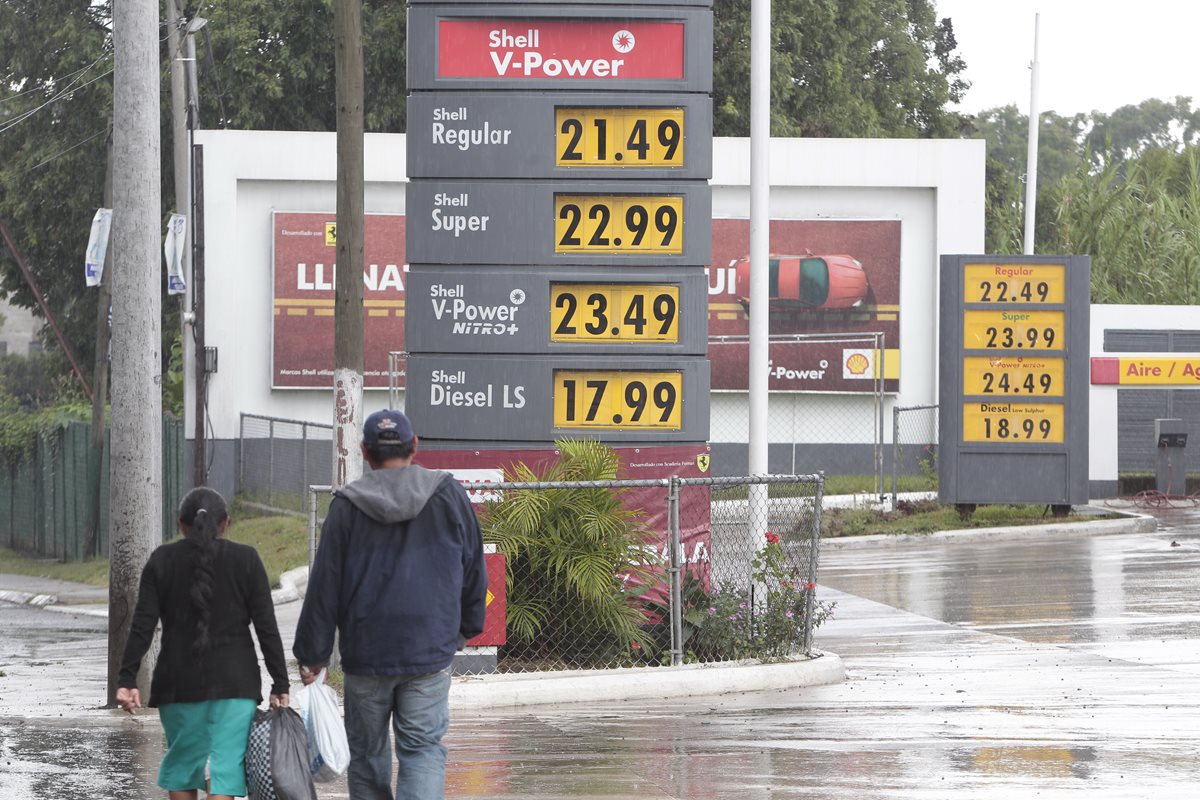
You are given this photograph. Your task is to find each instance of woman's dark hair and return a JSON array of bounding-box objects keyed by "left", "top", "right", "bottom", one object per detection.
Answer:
[{"left": 178, "top": 487, "right": 229, "bottom": 654}]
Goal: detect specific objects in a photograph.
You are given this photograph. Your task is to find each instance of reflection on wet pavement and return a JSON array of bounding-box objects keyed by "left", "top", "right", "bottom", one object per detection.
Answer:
[{"left": 4, "top": 516, "right": 1200, "bottom": 798}]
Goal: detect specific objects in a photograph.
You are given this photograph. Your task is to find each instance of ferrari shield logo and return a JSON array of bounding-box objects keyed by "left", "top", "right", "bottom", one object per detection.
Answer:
[{"left": 696, "top": 454, "right": 711, "bottom": 473}]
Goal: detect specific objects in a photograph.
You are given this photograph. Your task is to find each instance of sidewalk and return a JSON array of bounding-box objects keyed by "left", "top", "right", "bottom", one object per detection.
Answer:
[{"left": 0, "top": 500, "right": 1155, "bottom": 718}]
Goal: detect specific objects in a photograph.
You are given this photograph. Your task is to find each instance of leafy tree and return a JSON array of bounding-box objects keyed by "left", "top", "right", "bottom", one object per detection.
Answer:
[
  {"left": 1084, "top": 96, "right": 1200, "bottom": 166},
  {"left": 713, "top": 0, "right": 969, "bottom": 137}
]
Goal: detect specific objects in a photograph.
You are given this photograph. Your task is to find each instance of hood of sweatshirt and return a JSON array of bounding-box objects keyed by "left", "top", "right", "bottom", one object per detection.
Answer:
[{"left": 337, "top": 464, "right": 451, "bottom": 524}]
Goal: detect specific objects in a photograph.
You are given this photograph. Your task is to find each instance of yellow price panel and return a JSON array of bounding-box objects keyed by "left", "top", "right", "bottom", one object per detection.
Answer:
[
  {"left": 963, "top": 310, "right": 1064, "bottom": 351},
  {"left": 556, "top": 107, "right": 685, "bottom": 167},
  {"left": 963, "top": 263, "right": 1066, "bottom": 304},
  {"left": 963, "top": 356, "right": 1065, "bottom": 397},
  {"left": 554, "top": 195, "right": 683, "bottom": 254},
  {"left": 962, "top": 402, "right": 1065, "bottom": 444},
  {"left": 554, "top": 370, "right": 682, "bottom": 430},
  {"left": 550, "top": 284, "right": 679, "bottom": 343}
]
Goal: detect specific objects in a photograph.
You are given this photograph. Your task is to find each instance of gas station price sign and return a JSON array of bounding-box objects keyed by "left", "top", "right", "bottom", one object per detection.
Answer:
[
  {"left": 963, "top": 263, "right": 1066, "bottom": 304},
  {"left": 554, "top": 194, "right": 682, "bottom": 253},
  {"left": 553, "top": 369, "right": 682, "bottom": 430},
  {"left": 962, "top": 356, "right": 1064, "bottom": 397},
  {"left": 550, "top": 283, "right": 679, "bottom": 343},
  {"left": 961, "top": 402, "right": 1065, "bottom": 444},
  {"left": 556, "top": 107, "right": 684, "bottom": 166},
  {"left": 963, "top": 310, "right": 1064, "bottom": 351},
  {"left": 938, "top": 254, "right": 1091, "bottom": 507}
]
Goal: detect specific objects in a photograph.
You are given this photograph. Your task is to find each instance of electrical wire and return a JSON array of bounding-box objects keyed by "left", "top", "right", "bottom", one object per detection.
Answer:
[
  {"left": 1, "top": 128, "right": 107, "bottom": 178},
  {"left": 0, "top": 52, "right": 113, "bottom": 107}
]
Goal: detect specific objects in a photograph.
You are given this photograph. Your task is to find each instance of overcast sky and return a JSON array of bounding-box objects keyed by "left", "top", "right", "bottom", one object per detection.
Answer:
[{"left": 934, "top": 1, "right": 1200, "bottom": 116}]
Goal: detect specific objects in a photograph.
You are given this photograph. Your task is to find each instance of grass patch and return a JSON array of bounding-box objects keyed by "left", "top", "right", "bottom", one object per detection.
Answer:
[
  {"left": 822, "top": 499, "right": 1118, "bottom": 538},
  {"left": 0, "top": 501, "right": 312, "bottom": 590},
  {"left": 0, "top": 547, "right": 110, "bottom": 586}
]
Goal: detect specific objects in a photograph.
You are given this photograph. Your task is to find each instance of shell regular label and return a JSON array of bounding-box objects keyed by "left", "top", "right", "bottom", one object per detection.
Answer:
[{"left": 437, "top": 20, "right": 685, "bottom": 80}]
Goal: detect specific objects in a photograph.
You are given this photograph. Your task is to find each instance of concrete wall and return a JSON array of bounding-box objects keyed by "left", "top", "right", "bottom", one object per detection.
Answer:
[{"left": 0, "top": 297, "right": 39, "bottom": 356}]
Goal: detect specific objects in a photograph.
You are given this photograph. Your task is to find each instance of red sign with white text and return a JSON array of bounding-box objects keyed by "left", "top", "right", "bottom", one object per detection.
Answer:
[
  {"left": 272, "top": 212, "right": 407, "bottom": 389},
  {"left": 437, "top": 20, "right": 685, "bottom": 80},
  {"left": 467, "top": 553, "right": 507, "bottom": 647}
]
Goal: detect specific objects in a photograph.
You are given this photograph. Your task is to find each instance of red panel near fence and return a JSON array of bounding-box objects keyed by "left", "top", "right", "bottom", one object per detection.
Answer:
[{"left": 468, "top": 552, "right": 507, "bottom": 647}]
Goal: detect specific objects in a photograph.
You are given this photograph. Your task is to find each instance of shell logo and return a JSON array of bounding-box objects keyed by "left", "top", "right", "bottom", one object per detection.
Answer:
[{"left": 845, "top": 352, "right": 871, "bottom": 375}]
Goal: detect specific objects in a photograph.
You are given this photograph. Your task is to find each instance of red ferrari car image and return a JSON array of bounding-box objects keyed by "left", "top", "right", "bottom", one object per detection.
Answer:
[{"left": 734, "top": 254, "right": 870, "bottom": 310}]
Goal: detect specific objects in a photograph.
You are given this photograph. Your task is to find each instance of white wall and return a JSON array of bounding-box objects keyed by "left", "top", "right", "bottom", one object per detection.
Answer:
[
  {"left": 1087, "top": 304, "right": 1200, "bottom": 484},
  {"left": 190, "top": 131, "right": 985, "bottom": 442}
]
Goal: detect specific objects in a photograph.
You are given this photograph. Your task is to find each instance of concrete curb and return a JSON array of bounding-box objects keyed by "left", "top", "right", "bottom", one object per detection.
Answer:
[
  {"left": 448, "top": 651, "right": 845, "bottom": 711},
  {"left": 271, "top": 566, "right": 310, "bottom": 605},
  {"left": 822, "top": 506, "right": 1157, "bottom": 549},
  {"left": 0, "top": 589, "right": 57, "bottom": 607}
]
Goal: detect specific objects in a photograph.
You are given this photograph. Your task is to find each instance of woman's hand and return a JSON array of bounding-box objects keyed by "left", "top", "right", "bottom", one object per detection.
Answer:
[
  {"left": 270, "top": 693, "right": 289, "bottom": 708},
  {"left": 115, "top": 687, "right": 141, "bottom": 714}
]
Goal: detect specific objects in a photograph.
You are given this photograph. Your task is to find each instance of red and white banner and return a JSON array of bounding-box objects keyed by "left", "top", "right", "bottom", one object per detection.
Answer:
[
  {"left": 272, "top": 212, "right": 407, "bottom": 389},
  {"left": 437, "top": 20, "right": 685, "bottom": 80}
]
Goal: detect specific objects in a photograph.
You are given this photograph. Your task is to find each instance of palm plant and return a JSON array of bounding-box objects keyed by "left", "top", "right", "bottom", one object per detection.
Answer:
[{"left": 481, "top": 439, "right": 661, "bottom": 668}]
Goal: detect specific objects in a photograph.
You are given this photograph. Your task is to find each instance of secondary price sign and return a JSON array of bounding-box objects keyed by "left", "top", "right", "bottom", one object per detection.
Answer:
[{"left": 938, "top": 255, "right": 1090, "bottom": 506}]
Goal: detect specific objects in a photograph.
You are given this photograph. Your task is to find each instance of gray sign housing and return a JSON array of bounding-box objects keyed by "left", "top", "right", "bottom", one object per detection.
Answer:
[
  {"left": 938, "top": 254, "right": 1091, "bottom": 506},
  {"left": 407, "top": 5, "right": 713, "bottom": 93},
  {"left": 406, "top": 354, "right": 711, "bottom": 442},
  {"left": 407, "top": 92, "right": 713, "bottom": 180},
  {"left": 406, "top": 265, "right": 708, "bottom": 355},
  {"left": 406, "top": 179, "right": 712, "bottom": 266}
]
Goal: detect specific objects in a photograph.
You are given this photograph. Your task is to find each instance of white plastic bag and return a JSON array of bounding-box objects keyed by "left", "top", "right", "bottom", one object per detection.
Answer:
[{"left": 292, "top": 669, "right": 350, "bottom": 782}]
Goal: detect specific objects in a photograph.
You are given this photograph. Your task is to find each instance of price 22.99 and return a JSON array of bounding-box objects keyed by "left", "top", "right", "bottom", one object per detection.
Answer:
[{"left": 555, "top": 196, "right": 682, "bottom": 254}]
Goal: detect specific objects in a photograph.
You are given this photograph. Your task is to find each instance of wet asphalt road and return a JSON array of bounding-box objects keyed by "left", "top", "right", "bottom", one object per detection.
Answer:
[{"left": 3, "top": 507, "right": 1199, "bottom": 798}]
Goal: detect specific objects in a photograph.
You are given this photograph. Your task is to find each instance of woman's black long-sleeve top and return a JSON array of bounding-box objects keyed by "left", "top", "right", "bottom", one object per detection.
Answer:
[{"left": 118, "top": 538, "right": 290, "bottom": 707}]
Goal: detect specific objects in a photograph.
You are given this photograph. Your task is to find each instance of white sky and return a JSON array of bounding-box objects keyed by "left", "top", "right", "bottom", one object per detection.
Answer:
[{"left": 935, "top": 1, "right": 1200, "bottom": 115}]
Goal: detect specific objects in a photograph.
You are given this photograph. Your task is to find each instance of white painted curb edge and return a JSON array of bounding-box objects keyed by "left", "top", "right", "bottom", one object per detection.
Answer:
[
  {"left": 449, "top": 652, "right": 846, "bottom": 711},
  {"left": 0, "top": 589, "right": 57, "bottom": 607},
  {"left": 271, "top": 566, "right": 310, "bottom": 605},
  {"left": 822, "top": 510, "right": 1156, "bottom": 549}
]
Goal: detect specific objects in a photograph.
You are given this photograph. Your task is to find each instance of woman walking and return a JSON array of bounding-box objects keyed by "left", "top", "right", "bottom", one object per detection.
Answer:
[{"left": 116, "top": 487, "right": 291, "bottom": 800}]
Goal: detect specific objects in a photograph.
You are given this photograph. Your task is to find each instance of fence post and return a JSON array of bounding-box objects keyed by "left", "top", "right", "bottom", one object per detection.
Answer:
[
  {"left": 891, "top": 405, "right": 900, "bottom": 508},
  {"left": 803, "top": 474, "right": 824, "bottom": 655},
  {"left": 667, "top": 476, "right": 683, "bottom": 667},
  {"left": 308, "top": 485, "right": 318, "bottom": 569},
  {"left": 267, "top": 418, "right": 275, "bottom": 507},
  {"left": 877, "top": 333, "right": 886, "bottom": 501},
  {"left": 301, "top": 423, "right": 308, "bottom": 505},
  {"left": 238, "top": 413, "right": 245, "bottom": 494}
]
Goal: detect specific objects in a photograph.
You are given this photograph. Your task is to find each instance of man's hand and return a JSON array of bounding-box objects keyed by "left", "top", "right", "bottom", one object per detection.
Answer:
[
  {"left": 270, "top": 693, "right": 289, "bottom": 708},
  {"left": 115, "top": 687, "right": 141, "bottom": 714},
  {"left": 298, "top": 664, "right": 322, "bottom": 686}
]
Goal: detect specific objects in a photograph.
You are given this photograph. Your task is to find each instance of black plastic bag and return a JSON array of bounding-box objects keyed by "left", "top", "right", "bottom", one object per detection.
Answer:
[{"left": 246, "top": 707, "right": 318, "bottom": 800}]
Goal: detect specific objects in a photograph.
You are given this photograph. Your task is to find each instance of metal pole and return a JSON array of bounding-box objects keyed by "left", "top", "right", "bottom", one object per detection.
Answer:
[
  {"left": 891, "top": 405, "right": 900, "bottom": 508},
  {"left": 668, "top": 477, "right": 684, "bottom": 667},
  {"left": 1023, "top": 14, "right": 1041, "bottom": 255},
  {"left": 85, "top": 126, "right": 114, "bottom": 559},
  {"left": 108, "top": 0, "right": 162, "bottom": 707},
  {"left": 803, "top": 474, "right": 823, "bottom": 656},
  {"left": 192, "top": 144, "right": 207, "bottom": 485},
  {"left": 748, "top": 0, "right": 771, "bottom": 538},
  {"left": 878, "top": 334, "right": 886, "bottom": 500},
  {"left": 308, "top": 486, "right": 319, "bottom": 569},
  {"left": 267, "top": 419, "right": 275, "bottom": 507}
]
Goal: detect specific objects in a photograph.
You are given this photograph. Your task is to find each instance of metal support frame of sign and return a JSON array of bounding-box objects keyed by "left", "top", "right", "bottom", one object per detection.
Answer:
[
  {"left": 405, "top": 265, "right": 708, "bottom": 355},
  {"left": 407, "top": 92, "right": 713, "bottom": 180},
  {"left": 408, "top": 5, "right": 713, "bottom": 93},
  {"left": 405, "top": 353, "right": 710, "bottom": 442},
  {"left": 938, "top": 254, "right": 1091, "bottom": 506}
]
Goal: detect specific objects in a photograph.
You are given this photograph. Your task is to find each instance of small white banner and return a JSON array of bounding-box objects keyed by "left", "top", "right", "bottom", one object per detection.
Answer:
[
  {"left": 164, "top": 213, "right": 187, "bottom": 295},
  {"left": 84, "top": 208, "right": 112, "bottom": 287}
]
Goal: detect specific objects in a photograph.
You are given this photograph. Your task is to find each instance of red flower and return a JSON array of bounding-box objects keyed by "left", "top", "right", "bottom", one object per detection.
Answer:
[
  {"left": 765, "top": 531, "right": 780, "bottom": 545},
  {"left": 630, "top": 642, "right": 641, "bottom": 650}
]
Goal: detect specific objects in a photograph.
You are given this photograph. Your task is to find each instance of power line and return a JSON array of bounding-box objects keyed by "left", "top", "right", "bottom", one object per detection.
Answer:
[
  {"left": 0, "top": 50, "right": 114, "bottom": 107},
  {"left": 0, "top": 64, "right": 114, "bottom": 137},
  {"left": 0, "top": 128, "right": 108, "bottom": 180}
]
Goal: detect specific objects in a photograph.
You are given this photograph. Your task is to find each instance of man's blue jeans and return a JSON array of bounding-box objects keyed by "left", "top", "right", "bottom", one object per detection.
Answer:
[{"left": 342, "top": 668, "right": 452, "bottom": 800}]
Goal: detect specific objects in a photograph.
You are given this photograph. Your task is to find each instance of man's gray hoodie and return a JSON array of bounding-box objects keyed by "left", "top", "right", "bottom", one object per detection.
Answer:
[{"left": 293, "top": 464, "right": 488, "bottom": 675}]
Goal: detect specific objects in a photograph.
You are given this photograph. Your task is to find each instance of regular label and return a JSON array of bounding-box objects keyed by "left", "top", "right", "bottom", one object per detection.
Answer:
[{"left": 963, "top": 263, "right": 1065, "bottom": 304}]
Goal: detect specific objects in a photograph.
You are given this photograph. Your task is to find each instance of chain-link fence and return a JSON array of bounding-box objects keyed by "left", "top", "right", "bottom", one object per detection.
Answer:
[
  {"left": 238, "top": 414, "right": 333, "bottom": 513},
  {"left": 708, "top": 333, "right": 887, "bottom": 495},
  {"left": 307, "top": 473, "right": 828, "bottom": 675},
  {"left": 891, "top": 404, "right": 939, "bottom": 506}
]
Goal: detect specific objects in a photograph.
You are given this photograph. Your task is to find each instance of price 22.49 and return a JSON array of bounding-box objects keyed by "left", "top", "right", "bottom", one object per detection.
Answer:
[{"left": 555, "top": 195, "right": 682, "bottom": 254}]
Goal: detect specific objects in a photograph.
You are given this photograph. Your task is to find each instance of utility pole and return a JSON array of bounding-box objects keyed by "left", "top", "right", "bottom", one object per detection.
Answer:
[
  {"left": 332, "top": 0, "right": 364, "bottom": 491},
  {"left": 107, "top": 0, "right": 163, "bottom": 706},
  {"left": 1023, "top": 13, "right": 1041, "bottom": 255},
  {"left": 748, "top": 0, "right": 771, "bottom": 537}
]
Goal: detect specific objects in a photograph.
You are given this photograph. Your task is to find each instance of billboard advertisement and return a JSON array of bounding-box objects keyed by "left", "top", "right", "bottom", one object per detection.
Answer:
[{"left": 272, "top": 213, "right": 899, "bottom": 393}]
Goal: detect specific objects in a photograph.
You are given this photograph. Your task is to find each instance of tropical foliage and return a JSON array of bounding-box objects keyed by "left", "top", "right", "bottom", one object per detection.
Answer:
[{"left": 480, "top": 439, "right": 660, "bottom": 667}]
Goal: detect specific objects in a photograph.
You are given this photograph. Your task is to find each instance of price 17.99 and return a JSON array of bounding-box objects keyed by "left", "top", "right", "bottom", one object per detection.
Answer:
[{"left": 554, "top": 370, "right": 682, "bottom": 430}]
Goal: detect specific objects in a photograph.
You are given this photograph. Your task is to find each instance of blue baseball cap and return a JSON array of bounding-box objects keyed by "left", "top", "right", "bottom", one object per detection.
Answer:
[{"left": 363, "top": 409, "right": 414, "bottom": 446}]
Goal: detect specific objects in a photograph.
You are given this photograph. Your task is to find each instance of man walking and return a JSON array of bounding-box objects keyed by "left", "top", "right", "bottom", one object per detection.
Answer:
[{"left": 294, "top": 409, "right": 487, "bottom": 800}]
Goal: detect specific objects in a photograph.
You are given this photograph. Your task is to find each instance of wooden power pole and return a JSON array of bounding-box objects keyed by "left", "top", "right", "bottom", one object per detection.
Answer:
[
  {"left": 332, "top": 0, "right": 364, "bottom": 490},
  {"left": 107, "top": 0, "right": 163, "bottom": 706}
]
